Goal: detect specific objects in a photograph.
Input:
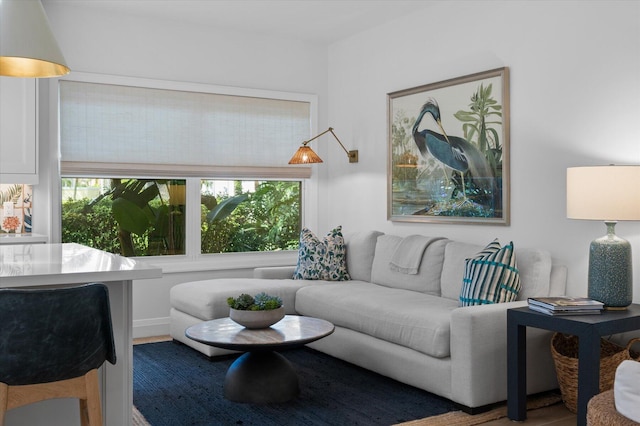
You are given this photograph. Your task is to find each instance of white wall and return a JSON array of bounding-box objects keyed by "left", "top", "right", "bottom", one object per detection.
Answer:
[
  {"left": 37, "top": 1, "right": 640, "bottom": 336},
  {"left": 42, "top": 3, "right": 328, "bottom": 94},
  {"left": 40, "top": 2, "right": 329, "bottom": 337},
  {"left": 323, "top": 0, "right": 640, "bottom": 299}
]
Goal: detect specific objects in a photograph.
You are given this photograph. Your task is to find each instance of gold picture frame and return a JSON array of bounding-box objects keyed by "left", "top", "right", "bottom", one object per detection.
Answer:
[{"left": 387, "top": 67, "right": 510, "bottom": 225}]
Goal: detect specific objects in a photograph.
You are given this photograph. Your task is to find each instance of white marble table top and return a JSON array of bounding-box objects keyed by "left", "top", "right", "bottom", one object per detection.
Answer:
[{"left": 186, "top": 315, "right": 335, "bottom": 351}]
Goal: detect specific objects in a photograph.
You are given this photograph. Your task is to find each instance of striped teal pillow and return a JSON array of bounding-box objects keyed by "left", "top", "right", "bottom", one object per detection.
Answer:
[{"left": 459, "top": 239, "right": 521, "bottom": 306}]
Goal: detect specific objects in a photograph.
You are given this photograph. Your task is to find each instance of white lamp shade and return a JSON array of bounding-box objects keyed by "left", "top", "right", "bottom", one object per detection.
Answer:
[
  {"left": 0, "top": 0, "right": 70, "bottom": 77},
  {"left": 567, "top": 165, "right": 640, "bottom": 221}
]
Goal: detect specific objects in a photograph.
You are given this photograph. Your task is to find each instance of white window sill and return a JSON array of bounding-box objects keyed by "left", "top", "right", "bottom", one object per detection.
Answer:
[{"left": 134, "top": 250, "right": 298, "bottom": 274}]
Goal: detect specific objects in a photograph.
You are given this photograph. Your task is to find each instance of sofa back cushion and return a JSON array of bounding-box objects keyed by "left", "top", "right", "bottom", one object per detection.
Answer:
[
  {"left": 441, "top": 242, "right": 483, "bottom": 300},
  {"left": 513, "top": 248, "right": 553, "bottom": 300},
  {"left": 440, "top": 241, "right": 553, "bottom": 301},
  {"left": 370, "top": 235, "right": 448, "bottom": 294},
  {"left": 345, "top": 230, "right": 384, "bottom": 282}
]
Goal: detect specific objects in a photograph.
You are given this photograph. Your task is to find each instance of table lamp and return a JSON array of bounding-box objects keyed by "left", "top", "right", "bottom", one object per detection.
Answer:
[{"left": 566, "top": 165, "right": 640, "bottom": 309}]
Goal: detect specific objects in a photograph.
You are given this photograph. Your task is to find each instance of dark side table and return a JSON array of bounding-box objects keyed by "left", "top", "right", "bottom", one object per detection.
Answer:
[{"left": 507, "top": 304, "right": 640, "bottom": 426}]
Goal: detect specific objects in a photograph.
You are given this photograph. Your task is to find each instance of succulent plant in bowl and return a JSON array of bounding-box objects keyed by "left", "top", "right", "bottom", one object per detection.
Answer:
[{"left": 227, "top": 292, "right": 284, "bottom": 328}]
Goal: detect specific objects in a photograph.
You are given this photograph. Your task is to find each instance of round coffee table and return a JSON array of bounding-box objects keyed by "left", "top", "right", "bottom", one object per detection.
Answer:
[{"left": 185, "top": 315, "right": 334, "bottom": 403}]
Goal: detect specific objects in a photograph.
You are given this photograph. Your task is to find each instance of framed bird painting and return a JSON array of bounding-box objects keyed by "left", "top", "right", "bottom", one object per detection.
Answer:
[{"left": 387, "top": 67, "right": 510, "bottom": 225}]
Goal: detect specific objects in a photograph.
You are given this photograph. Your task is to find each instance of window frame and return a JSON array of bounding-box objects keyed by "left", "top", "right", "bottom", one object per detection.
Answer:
[{"left": 50, "top": 73, "right": 319, "bottom": 271}]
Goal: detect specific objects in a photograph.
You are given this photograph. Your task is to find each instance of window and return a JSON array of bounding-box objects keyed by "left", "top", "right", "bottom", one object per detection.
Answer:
[
  {"left": 200, "top": 179, "right": 300, "bottom": 254},
  {"left": 58, "top": 74, "right": 315, "bottom": 258},
  {"left": 62, "top": 178, "right": 186, "bottom": 256}
]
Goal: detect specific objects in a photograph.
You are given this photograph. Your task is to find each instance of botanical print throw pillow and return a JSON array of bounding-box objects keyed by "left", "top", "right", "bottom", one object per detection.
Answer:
[
  {"left": 459, "top": 238, "right": 521, "bottom": 306},
  {"left": 293, "top": 226, "right": 350, "bottom": 281}
]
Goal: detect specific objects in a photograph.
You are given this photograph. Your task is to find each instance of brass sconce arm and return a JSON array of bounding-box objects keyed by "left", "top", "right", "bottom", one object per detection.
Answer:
[{"left": 288, "top": 127, "right": 358, "bottom": 164}]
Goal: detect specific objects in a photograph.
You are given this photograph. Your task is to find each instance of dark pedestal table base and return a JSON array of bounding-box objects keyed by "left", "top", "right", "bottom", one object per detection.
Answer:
[
  {"left": 186, "top": 316, "right": 334, "bottom": 405},
  {"left": 224, "top": 351, "right": 299, "bottom": 403}
]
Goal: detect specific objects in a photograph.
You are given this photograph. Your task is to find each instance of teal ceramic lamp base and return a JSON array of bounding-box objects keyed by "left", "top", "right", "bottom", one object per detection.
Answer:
[{"left": 588, "top": 222, "right": 633, "bottom": 310}]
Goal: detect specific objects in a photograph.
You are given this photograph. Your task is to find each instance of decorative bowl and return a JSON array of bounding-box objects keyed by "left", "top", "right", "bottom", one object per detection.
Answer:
[{"left": 229, "top": 306, "right": 285, "bottom": 329}]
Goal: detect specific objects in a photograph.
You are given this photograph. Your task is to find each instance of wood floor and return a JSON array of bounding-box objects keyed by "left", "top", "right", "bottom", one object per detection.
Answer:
[
  {"left": 482, "top": 403, "right": 576, "bottom": 425},
  {"left": 133, "top": 336, "right": 576, "bottom": 425},
  {"left": 133, "top": 335, "right": 171, "bottom": 345}
]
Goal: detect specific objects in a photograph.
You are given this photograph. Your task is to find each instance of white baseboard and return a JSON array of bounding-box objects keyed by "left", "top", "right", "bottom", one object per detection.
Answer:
[{"left": 133, "top": 316, "right": 170, "bottom": 338}]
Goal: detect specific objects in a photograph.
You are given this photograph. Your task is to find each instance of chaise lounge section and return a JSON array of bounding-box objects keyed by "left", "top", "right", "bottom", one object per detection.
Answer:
[{"left": 170, "top": 230, "right": 567, "bottom": 412}]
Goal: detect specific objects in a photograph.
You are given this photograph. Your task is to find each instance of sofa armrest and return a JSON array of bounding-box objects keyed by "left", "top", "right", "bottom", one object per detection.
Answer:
[
  {"left": 253, "top": 266, "right": 296, "bottom": 279},
  {"left": 450, "top": 301, "right": 558, "bottom": 408}
]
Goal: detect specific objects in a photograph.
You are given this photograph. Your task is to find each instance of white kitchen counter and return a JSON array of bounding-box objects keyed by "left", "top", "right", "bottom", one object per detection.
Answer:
[
  {"left": 0, "top": 243, "right": 162, "bottom": 426},
  {"left": 0, "top": 242, "right": 161, "bottom": 286}
]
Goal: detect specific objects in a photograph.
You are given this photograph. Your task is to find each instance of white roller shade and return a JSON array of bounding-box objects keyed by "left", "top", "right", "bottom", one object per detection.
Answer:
[{"left": 60, "top": 80, "right": 311, "bottom": 174}]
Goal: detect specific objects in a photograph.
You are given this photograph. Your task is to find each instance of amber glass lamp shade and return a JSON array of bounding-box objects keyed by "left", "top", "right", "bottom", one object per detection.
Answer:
[{"left": 288, "top": 146, "right": 323, "bottom": 164}]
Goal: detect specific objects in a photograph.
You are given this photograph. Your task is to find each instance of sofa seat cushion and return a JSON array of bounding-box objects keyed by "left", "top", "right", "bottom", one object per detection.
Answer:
[
  {"left": 295, "top": 282, "right": 458, "bottom": 358},
  {"left": 170, "top": 278, "right": 314, "bottom": 320}
]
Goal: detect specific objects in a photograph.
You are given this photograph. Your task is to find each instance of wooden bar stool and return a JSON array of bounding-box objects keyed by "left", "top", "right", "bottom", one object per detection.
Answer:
[{"left": 0, "top": 283, "right": 116, "bottom": 426}]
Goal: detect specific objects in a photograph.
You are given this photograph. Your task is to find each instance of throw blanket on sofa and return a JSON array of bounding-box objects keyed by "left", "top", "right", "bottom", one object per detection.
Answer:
[{"left": 389, "top": 235, "right": 446, "bottom": 275}]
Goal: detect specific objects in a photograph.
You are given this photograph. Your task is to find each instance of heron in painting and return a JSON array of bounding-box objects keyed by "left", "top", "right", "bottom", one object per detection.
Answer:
[{"left": 411, "top": 98, "right": 495, "bottom": 205}]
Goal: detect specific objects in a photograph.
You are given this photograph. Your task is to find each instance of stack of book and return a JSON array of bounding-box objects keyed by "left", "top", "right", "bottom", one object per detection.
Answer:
[{"left": 527, "top": 296, "right": 604, "bottom": 316}]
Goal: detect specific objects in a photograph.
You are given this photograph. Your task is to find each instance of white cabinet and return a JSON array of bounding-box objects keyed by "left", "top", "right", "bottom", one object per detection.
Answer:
[{"left": 0, "top": 77, "right": 38, "bottom": 184}]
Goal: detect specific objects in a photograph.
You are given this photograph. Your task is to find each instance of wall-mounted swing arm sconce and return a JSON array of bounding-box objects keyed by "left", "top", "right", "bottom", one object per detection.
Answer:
[{"left": 288, "top": 127, "right": 358, "bottom": 164}]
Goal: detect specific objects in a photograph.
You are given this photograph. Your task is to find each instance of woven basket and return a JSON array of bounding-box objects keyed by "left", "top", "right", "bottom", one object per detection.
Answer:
[
  {"left": 587, "top": 390, "right": 639, "bottom": 426},
  {"left": 550, "top": 333, "right": 640, "bottom": 413}
]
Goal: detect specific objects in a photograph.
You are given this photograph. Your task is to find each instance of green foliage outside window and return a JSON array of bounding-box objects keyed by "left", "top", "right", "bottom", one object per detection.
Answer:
[
  {"left": 62, "top": 198, "right": 140, "bottom": 254},
  {"left": 62, "top": 178, "right": 185, "bottom": 256},
  {"left": 61, "top": 178, "right": 301, "bottom": 257},
  {"left": 201, "top": 180, "right": 301, "bottom": 254}
]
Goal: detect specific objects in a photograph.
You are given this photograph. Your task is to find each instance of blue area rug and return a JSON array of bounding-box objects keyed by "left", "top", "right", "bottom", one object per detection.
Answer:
[{"left": 133, "top": 341, "right": 456, "bottom": 425}]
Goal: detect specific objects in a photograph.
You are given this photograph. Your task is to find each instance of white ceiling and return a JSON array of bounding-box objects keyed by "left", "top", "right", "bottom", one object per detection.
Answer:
[{"left": 42, "top": 0, "right": 435, "bottom": 44}]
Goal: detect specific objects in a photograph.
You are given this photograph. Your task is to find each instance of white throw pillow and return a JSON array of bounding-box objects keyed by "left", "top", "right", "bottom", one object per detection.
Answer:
[{"left": 614, "top": 360, "right": 640, "bottom": 422}]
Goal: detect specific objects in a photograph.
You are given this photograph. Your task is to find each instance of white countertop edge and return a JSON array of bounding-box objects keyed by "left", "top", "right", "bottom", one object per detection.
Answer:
[
  {"left": 0, "top": 268, "right": 163, "bottom": 287},
  {"left": 0, "top": 243, "right": 162, "bottom": 287}
]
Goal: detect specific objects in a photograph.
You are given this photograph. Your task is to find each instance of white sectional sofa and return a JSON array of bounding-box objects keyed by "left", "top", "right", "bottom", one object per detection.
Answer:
[{"left": 170, "top": 230, "right": 567, "bottom": 412}]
